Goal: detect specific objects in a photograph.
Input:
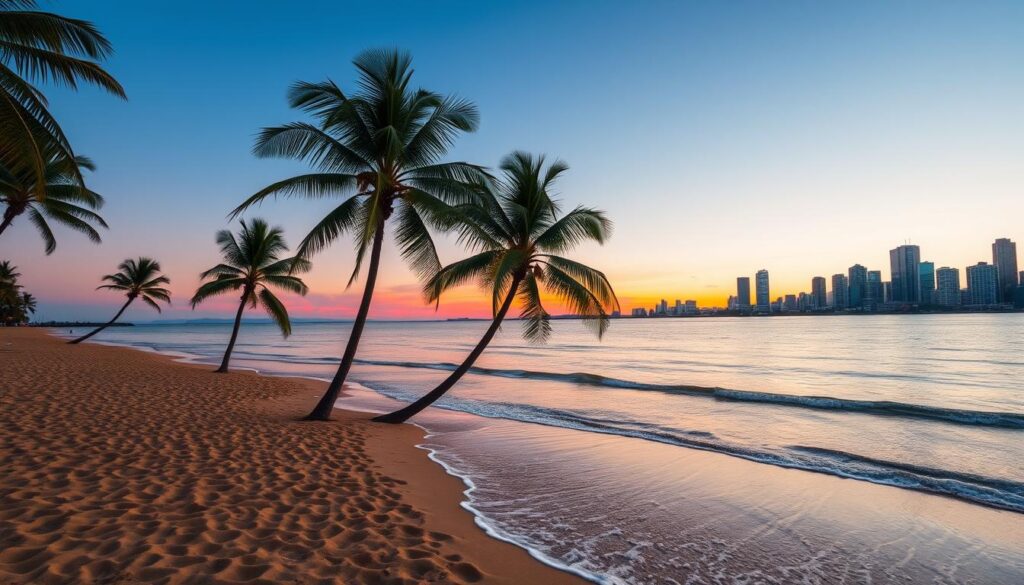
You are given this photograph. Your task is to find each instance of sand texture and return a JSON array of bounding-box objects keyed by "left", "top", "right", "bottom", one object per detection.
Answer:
[{"left": 0, "top": 329, "right": 581, "bottom": 585}]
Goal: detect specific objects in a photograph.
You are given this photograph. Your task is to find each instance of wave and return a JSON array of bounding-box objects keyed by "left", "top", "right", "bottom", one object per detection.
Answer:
[
  {"left": 352, "top": 359, "right": 1024, "bottom": 430},
  {"left": 358, "top": 385, "right": 1024, "bottom": 514}
]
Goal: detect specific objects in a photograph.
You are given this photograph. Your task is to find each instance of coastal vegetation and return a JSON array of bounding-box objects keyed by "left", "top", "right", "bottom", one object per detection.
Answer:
[
  {"left": 0, "top": 0, "right": 124, "bottom": 212},
  {"left": 230, "top": 48, "right": 488, "bottom": 421},
  {"left": 374, "top": 152, "right": 618, "bottom": 423},
  {"left": 69, "top": 258, "right": 170, "bottom": 344},
  {"left": 0, "top": 260, "right": 36, "bottom": 325},
  {"left": 190, "top": 219, "right": 311, "bottom": 373},
  {"left": 0, "top": 151, "right": 106, "bottom": 253}
]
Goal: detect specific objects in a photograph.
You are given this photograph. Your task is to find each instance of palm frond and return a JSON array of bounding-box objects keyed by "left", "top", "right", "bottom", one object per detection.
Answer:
[
  {"left": 517, "top": 272, "right": 551, "bottom": 343},
  {"left": 258, "top": 287, "right": 292, "bottom": 337}
]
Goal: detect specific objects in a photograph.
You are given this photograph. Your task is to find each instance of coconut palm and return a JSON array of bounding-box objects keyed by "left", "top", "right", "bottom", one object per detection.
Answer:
[
  {"left": 0, "top": 260, "right": 20, "bottom": 287},
  {"left": 69, "top": 257, "right": 170, "bottom": 344},
  {"left": 0, "top": 152, "right": 106, "bottom": 253},
  {"left": 1, "top": 0, "right": 125, "bottom": 200},
  {"left": 0, "top": 260, "right": 22, "bottom": 324},
  {"left": 374, "top": 152, "right": 619, "bottom": 424},
  {"left": 191, "top": 219, "right": 311, "bottom": 373},
  {"left": 231, "top": 48, "right": 486, "bottom": 421}
]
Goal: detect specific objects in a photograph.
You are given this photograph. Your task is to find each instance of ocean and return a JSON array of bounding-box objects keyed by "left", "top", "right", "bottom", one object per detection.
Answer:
[{"left": 60, "top": 313, "right": 1024, "bottom": 584}]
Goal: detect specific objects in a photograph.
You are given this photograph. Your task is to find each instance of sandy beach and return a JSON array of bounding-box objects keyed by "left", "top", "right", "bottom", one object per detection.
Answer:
[{"left": 0, "top": 328, "right": 582, "bottom": 584}]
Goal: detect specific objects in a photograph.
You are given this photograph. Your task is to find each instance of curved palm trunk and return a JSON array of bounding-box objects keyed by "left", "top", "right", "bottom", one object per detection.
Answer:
[
  {"left": 373, "top": 273, "right": 524, "bottom": 424},
  {"left": 0, "top": 207, "right": 19, "bottom": 236},
  {"left": 216, "top": 288, "right": 251, "bottom": 373},
  {"left": 69, "top": 296, "right": 134, "bottom": 344},
  {"left": 304, "top": 222, "right": 387, "bottom": 421}
]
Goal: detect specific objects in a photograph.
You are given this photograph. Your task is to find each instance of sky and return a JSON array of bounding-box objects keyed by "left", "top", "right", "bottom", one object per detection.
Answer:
[{"left": 5, "top": 0, "right": 1024, "bottom": 322}]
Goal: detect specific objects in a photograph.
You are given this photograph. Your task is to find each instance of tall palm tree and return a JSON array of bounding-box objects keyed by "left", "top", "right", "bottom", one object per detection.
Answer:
[
  {"left": 69, "top": 257, "right": 170, "bottom": 344},
  {"left": 374, "top": 152, "right": 619, "bottom": 424},
  {"left": 230, "top": 48, "right": 486, "bottom": 421},
  {"left": 191, "top": 218, "right": 311, "bottom": 373},
  {"left": 0, "top": 259, "right": 20, "bottom": 287},
  {"left": 0, "top": 0, "right": 125, "bottom": 200},
  {"left": 0, "top": 151, "right": 106, "bottom": 253}
]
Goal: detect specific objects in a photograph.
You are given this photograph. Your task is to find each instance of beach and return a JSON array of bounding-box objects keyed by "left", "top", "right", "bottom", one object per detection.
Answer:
[{"left": 0, "top": 328, "right": 582, "bottom": 584}]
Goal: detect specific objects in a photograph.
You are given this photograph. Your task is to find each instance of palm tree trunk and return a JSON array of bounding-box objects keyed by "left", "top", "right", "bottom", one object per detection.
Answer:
[
  {"left": 304, "top": 221, "right": 387, "bottom": 421},
  {"left": 216, "top": 288, "right": 250, "bottom": 373},
  {"left": 69, "top": 297, "right": 134, "bottom": 344},
  {"left": 373, "top": 273, "right": 524, "bottom": 424},
  {"left": 0, "top": 207, "right": 18, "bottom": 236}
]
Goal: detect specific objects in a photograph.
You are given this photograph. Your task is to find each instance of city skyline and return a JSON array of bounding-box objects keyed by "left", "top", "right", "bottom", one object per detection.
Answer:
[{"left": 634, "top": 236, "right": 1020, "bottom": 314}]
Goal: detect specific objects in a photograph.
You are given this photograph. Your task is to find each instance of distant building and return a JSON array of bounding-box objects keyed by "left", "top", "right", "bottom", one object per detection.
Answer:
[
  {"left": 832, "top": 274, "right": 849, "bottom": 309},
  {"left": 966, "top": 262, "right": 999, "bottom": 305},
  {"left": 657, "top": 299, "right": 668, "bottom": 315},
  {"left": 992, "top": 238, "right": 1019, "bottom": 303},
  {"left": 935, "top": 267, "right": 961, "bottom": 307},
  {"left": 889, "top": 244, "right": 921, "bottom": 303},
  {"left": 736, "top": 277, "right": 751, "bottom": 309},
  {"left": 674, "top": 299, "right": 682, "bottom": 316},
  {"left": 631, "top": 308, "right": 648, "bottom": 317},
  {"left": 797, "top": 292, "right": 812, "bottom": 311},
  {"left": 811, "top": 276, "right": 827, "bottom": 309},
  {"left": 1016, "top": 286, "right": 1024, "bottom": 309},
  {"left": 867, "top": 270, "right": 883, "bottom": 309},
  {"left": 883, "top": 281, "right": 892, "bottom": 303},
  {"left": 755, "top": 270, "right": 770, "bottom": 313},
  {"left": 783, "top": 294, "right": 797, "bottom": 311},
  {"left": 684, "top": 300, "right": 698, "bottom": 315},
  {"left": 919, "top": 261, "right": 935, "bottom": 305},
  {"left": 848, "top": 264, "right": 868, "bottom": 308}
]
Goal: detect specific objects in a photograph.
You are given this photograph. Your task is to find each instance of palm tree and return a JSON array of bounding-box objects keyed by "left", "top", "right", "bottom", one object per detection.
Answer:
[
  {"left": 374, "top": 152, "right": 619, "bottom": 424},
  {"left": 69, "top": 257, "right": 170, "bottom": 344},
  {"left": 0, "top": 260, "right": 22, "bottom": 324},
  {"left": 1, "top": 0, "right": 125, "bottom": 200},
  {"left": 0, "top": 260, "right": 20, "bottom": 287},
  {"left": 0, "top": 151, "right": 106, "bottom": 253},
  {"left": 231, "top": 48, "right": 486, "bottom": 421},
  {"left": 191, "top": 219, "right": 311, "bottom": 373}
]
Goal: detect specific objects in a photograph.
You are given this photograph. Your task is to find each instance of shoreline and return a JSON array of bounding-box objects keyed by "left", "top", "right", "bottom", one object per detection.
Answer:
[{"left": 0, "top": 328, "right": 584, "bottom": 584}]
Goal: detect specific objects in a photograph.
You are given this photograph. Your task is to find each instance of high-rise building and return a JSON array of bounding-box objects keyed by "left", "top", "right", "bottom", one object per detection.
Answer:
[
  {"left": 992, "top": 238, "right": 1019, "bottom": 302},
  {"left": 889, "top": 244, "right": 921, "bottom": 303},
  {"left": 684, "top": 300, "right": 698, "bottom": 315},
  {"left": 674, "top": 299, "right": 682, "bottom": 315},
  {"left": 798, "top": 292, "right": 812, "bottom": 311},
  {"left": 966, "top": 262, "right": 999, "bottom": 305},
  {"left": 867, "top": 270, "right": 883, "bottom": 308},
  {"left": 831, "top": 274, "right": 849, "bottom": 309},
  {"left": 919, "top": 261, "right": 935, "bottom": 305},
  {"left": 755, "top": 270, "right": 770, "bottom": 313},
  {"left": 848, "top": 264, "right": 867, "bottom": 308},
  {"left": 811, "top": 276, "right": 827, "bottom": 309},
  {"left": 883, "top": 282, "right": 892, "bottom": 303},
  {"left": 935, "top": 267, "right": 961, "bottom": 307},
  {"left": 658, "top": 299, "right": 669, "bottom": 315},
  {"left": 736, "top": 277, "right": 751, "bottom": 309}
]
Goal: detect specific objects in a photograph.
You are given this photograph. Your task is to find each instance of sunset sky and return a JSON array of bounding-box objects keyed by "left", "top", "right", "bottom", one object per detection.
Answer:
[{"left": 6, "top": 0, "right": 1023, "bottom": 322}]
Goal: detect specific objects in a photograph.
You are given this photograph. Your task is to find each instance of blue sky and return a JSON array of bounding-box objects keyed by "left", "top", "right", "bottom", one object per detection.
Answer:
[{"left": 8, "top": 0, "right": 1024, "bottom": 320}]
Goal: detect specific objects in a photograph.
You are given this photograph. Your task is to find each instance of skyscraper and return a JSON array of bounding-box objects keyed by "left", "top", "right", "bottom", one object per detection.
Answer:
[
  {"left": 966, "top": 262, "right": 999, "bottom": 305},
  {"left": 992, "top": 238, "right": 1019, "bottom": 302},
  {"left": 848, "top": 264, "right": 867, "bottom": 308},
  {"left": 755, "top": 270, "right": 770, "bottom": 313},
  {"left": 919, "top": 261, "right": 935, "bottom": 305},
  {"left": 736, "top": 277, "right": 751, "bottom": 309},
  {"left": 831, "top": 274, "right": 849, "bottom": 309},
  {"left": 935, "top": 267, "right": 961, "bottom": 307},
  {"left": 889, "top": 244, "right": 921, "bottom": 303},
  {"left": 867, "top": 270, "right": 883, "bottom": 308},
  {"left": 811, "top": 276, "right": 827, "bottom": 309}
]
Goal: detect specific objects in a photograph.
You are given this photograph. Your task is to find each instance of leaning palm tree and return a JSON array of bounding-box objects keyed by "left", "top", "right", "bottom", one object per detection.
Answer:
[
  {"left": 191, "top": 219, "right": 311, "bottom": 373},
  {"left": 69, "top": 257, "right": 170, "bottom": 344},
  {"left": 374, "top": 152, "right": 619, "bottom": 423},
  {"left": 230, "top": 48, "right": 486, "bottom": 421},
  {"left": 0, "top": 0, "right": 125, "bottom": 200},
  {"left": 0, "top": 152, "right": 106, "bottom": 253}
]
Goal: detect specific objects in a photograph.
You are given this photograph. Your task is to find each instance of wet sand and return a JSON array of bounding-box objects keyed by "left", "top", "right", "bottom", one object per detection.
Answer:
[{"left": 0, "top": 328, "right": 582, "bottom": 585}]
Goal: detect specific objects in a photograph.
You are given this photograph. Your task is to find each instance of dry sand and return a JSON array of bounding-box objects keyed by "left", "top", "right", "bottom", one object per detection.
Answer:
[{"left": 0, "top": 329, "right": 583, "bottom": 585}]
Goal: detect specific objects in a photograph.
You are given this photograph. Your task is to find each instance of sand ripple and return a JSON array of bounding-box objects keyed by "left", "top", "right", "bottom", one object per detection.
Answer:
[{"left": 0, "top": 330, "right": 489, "bottom": 584}]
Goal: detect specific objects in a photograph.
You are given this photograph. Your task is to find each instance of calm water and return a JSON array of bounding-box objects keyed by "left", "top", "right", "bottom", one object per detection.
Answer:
[{"left": 62, "top": 314, "right": 1024, "bottom": 583}]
